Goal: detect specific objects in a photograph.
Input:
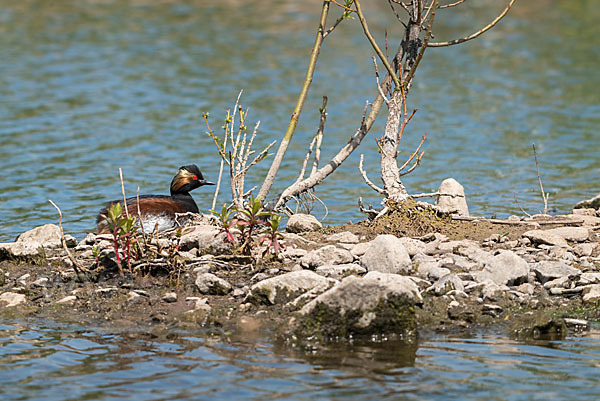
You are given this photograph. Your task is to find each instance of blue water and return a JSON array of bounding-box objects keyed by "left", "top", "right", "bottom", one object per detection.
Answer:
[
  {"left": 2, "top": 320, "right": 600, "bottom": 401},
  {"left": 0, "top": 0, "right": 598, "bottom": 242},
  {"left": 1, "top": 1, "right": 600, "bottom": 399}
]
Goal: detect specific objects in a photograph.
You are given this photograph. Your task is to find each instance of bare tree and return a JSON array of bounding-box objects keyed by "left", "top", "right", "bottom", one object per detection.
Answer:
[{"left": 257, "top": 0, "right": 517, "bottom": 213}]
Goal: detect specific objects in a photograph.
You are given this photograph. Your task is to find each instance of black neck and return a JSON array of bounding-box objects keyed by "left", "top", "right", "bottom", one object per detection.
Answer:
[{"left": 171, "top": 192, "right": 199, "bottom": 213}]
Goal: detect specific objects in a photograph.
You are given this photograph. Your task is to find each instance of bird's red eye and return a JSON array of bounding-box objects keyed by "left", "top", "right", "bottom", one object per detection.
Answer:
[{"left": 192, "top": 175, "right": 198, "bottom": 180}]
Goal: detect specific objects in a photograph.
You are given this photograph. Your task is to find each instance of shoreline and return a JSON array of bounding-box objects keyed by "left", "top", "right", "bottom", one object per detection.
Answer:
[{"left": 1, "top": 204, "right": 599, "bottom": 344}]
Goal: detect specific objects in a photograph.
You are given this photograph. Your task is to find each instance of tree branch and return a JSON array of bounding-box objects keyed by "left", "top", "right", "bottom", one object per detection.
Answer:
[{"left": 428, "top": 0, "right": 517, "bottom": 47}]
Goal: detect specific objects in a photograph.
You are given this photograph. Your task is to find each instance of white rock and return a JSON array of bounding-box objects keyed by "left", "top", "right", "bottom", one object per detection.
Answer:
[
  {"left": 582, "top": 284, "right": 600, "bottom": 304},
  {"left": 245, "top": 270, "right": 337, "bottom": 305},
  {"left": 397, "top": 238, "right": 426, "bottom": 257},
  {"left": 300, "top": 245, "right": 354, "bottom": 268},
  {"left": 179, "top": 224, "right": 231, "bottom": 254},
  {"left": 360, "top": 235, "right": 412, "bottom": 274},
  {"left": 531, "top": 261, "right": 581, "bottom": 285},
  {"left": 579, "top": 273, "right": 600, "bottom": 285},
  {"left": 0, "top": 292, "right": 26, "bottom": 307},
  {"left": 0, "top": 242, "right": 45, "bottom": 264},
  {"left": 427, "top": 273, "right": 465, "bottom": 296},
  {"left": 522, "top": 230, "right": 568, "bottom": 248},
  {"left": 16, "top": 224, "right": 75, "bottom": 248},
  {"left": 326, "top": 231, "right": 359, "bottom": 244},
  {"left": 55, "top": 295, "right": 77, "bottom": 305},
  {"left": 475, "top": 250, "right": 529, "bottom": 286},
  {"left": 315, "top": 263, "right": 366, "bottom": 280},
  {"left": 298, "top": 272, "right": 422, "bottom": 334},
  {"left": 161, "top": 292, "right": 178, "bottom": 303},
  {"left": 195, "top": 273, "right": 232, "bottom": 295},
  {"left": 435, "top": 178, "right": 469, "bottom": 216},
  {"left": 574, "top": 193, "right": 600, "bottom": 210},
  {"left": 286, "top": 214, "right": 322, "bottom": 233},
  {"left": 31, "top": 277, "right": 49, "bottom": 287},
  {"left": 350, "top": 242, "right": 370, "bottom": 258}
]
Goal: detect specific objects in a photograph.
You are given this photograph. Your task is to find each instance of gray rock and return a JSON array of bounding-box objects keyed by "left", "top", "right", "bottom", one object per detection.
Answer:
[
  {"left": 397, "top": 238, "right": 426, "bottom": 257},
  {"left": 531, "top": 261, "right": 581, "bottom": 285},
  {"left": 195, "top": 273, "right": 232, "bottom": 295},
  {"left": 427, "top": 273, "right": 465, "bottom": 296},
  {"left": 315, "top": 263, "right": 366, "bottom": 280},
  {"left": 280, "top": 247, "right": 307, "bottom": 260},
  {"left": 350, "top": 242, "right": 370, "bottom": 258},
  {"left": 544, "top": 227, "right": 589, "bottom": 242},
  {"left": 55, "top": 295, "right": 77, "bottom": 305},
  {"left": 0, "top": 242, "right": 45, "bottom": 265},
  {"left": 543, "top": 276, "right": 570, "bottom": 289},
  {"left": 414, "top": 259, "right": 451, "bottom": 281},
  {"left": 31, "top": 277, "right": 49, "bottom": 288},
  {"left": 435, "top": 178, "right": 469, "bottom": 216},
  {"left": 0, "top": 292, "right": 26, "bottom": 307},
  {"left": 296, "top": 272, "right": 422, "bottom": 339},
  {"left": 161, "top": 292, "right": 178, "bottom": 303},
  {"left": 476, "top": 250, "right": 529, "bottom": 286},
  {"left": 245, "top": 270, "right": 337, "bottom": 305},
  {"left": 186, "top": 297, "right": 211, "bottom": 311},
  {"left": 573, "top": 243, "right": 595, "bottom": 257},
  {"left": 286, "top": 214, "right": 322, "bottom": 233},
  {"left": 582, "top": 284, "right": 600, "bottom": 304},
  {"left": 480, "top": 279, "right": 507, "bottom": 302},
  {"left": 579, "top": 272, "right": 600, "bottom": 285},
  {"left": 360, "top": 235, "right": 412, "bottom": 274},
  {"left": 326, "top": 231, "right": 359, "bottom": 244},
  {"left": 575, "top": 193, "right": 600, "bottom": 210},
  {"left": 522, "top": 230, "right": 568, "bottom": 248},
  {"left": 179, "top": 224, "right": 232, "bottom": 254},
  {"left": 16, "top": 224, "right": 76, "bottom": 248},
  {"left": 300, "top": 245, "right": 354, "bottom": 268}
]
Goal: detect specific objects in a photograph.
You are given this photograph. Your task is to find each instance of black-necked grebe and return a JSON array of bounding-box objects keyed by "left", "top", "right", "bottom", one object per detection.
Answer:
[{"left": 96, "top": 164, "right": 214, "bottom": 234}]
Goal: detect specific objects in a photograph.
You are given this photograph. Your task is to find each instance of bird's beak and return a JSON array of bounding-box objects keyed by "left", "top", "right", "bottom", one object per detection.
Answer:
[{"left": 200, "top": 180, "right": 215, "bottom": 186}]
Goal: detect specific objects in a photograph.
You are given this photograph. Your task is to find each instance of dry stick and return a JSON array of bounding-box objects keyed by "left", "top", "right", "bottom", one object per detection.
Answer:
[
  {"left": 532, "top": 144, "right": 549, "bottom": 214},
  {"left": 398, "top": 133, "right": 427, "bottom": 172},
  {"left": 513, "top": 192, "right": 532, "bottom": 218},
  {"left": 136, "top": 186, "right": 147, "bottom": 257},
  {"left": 311, "top": 96, "right": 328, "bottom": 177},
  {"left": 258, "top": 0, "right": 332, "bottom": 201},
  {"left": 119, "top": 168, "right": 129, "bottom": 219},
  {"left": 355, "top": 0, "right": 400, "bottom": 88},
  {"left": 428, "top": 0, "right": 517, "bottom": 47},
  {"left": 297, "top": 136, "right": 318, "bottom": 185},
  {"left": 48, "top": 200, "right": 88, "bottom": 274},
  {"left": 439, "top": 0, "right": 466, "bottom": 9},
  {"left": 359, "top": 154, "right": 385, "bottom": 194}
]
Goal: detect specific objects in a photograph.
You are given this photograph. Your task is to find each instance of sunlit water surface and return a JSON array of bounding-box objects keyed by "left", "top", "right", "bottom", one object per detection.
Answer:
[
  {"left": 2, "top": 320, "right": 600, "bottom": 401},
  {"left": 1, "top": 1, "right": 600, "bottom": 399},
  {"left": 0, "top": 0, "right": 598, "bottom": 241}
]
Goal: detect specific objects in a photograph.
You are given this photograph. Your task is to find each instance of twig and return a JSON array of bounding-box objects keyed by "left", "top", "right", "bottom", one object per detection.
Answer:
[
  {"left": 136, "top": 186, "right": 147, "bottom": 256},
  {"left": 48, "top": 200, "right": 88, "bottom": 275},
  {"left": 411, "top": 191, "right": 463, "bottom": 198},
  {"left": 439, "top": 0, "right": 466, "bottom": 9},
  {"left": 258, "top": 0, "right": 332, "bottom": 200},
  {"left": 311, "top": 96, "right": 327, "bottom": 177},
  {"left": 119, "top": 168, "right": 129, "bottom": 219},
  {"left": 398, "top": 133, "right": 427, "bottom": 171},
  {"left": 355, "top": 0, "right": 401, "bottom": 88},
  {"left": 429, "top": 0, "right": 517, "bottom": 47},
  {"left": 372, "top": 57, "right": 391, "bottom": 104},
  {"left": 513, "top": 192, "right": 532, "bottom": 218},
  {"left": 359, "top": 154, "right": 384, "bottom": 194},
  {"left": 532, "top": 144, "right": 549, "bottom": 214}
]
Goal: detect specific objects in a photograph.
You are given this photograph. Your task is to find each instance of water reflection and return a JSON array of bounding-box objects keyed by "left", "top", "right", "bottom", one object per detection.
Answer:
[{"left": 2, "top": 321, "right": 600, "bottom": 400}]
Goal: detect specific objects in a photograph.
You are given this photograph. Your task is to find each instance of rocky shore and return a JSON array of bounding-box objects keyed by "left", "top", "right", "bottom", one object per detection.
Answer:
[{"left": 1, "top": 200, "right": 599, "bottom": 343}]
